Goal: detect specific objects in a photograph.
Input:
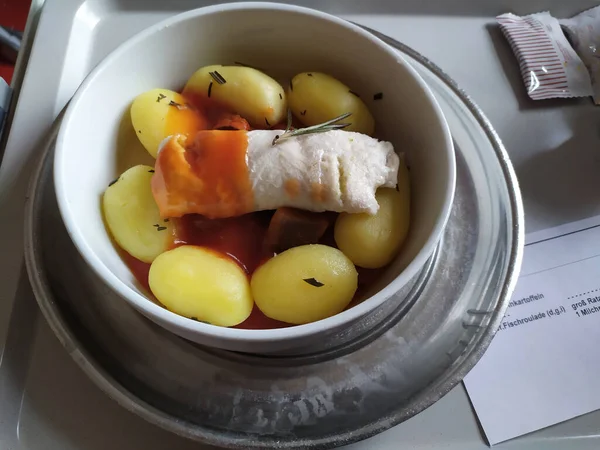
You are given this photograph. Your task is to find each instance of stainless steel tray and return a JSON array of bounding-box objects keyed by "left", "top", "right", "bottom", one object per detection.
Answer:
[
  {"left": 23, "top": 29, "right": 523, "bottom": 449},
  {"left": 7, "top": 1, "right": 600, "bottom": 449}
]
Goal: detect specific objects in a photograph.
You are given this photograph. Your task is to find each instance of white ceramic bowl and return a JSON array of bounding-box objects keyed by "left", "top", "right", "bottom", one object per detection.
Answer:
[{"left": 54, "top": 2, "right": 455, "bottom": 354}]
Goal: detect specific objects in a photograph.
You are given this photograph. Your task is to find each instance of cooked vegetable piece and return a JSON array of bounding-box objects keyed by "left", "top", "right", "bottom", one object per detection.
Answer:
[
  {"left": 103, "top": 165, "right": 174, "bottom": 263},
  {"left": 130, "top": 88, "right": 208, "bottom": 158},
  {"left": 251, "top": 244, "right": 358, "bottom": 324},
  {"left": 334, "top": 159, "right": 410, "bottom": 269},
  {"left": 287, "top": 72, "right": 375, "bottom": 135},
  {"left": 265, "top": 207, "right": 331, "bottom": 253},
  {"left": 182, "top": 65, "right": 286, "bottom": 128},
  {"left": 148, "top": 246, "right": 253, "bottom": 326}
]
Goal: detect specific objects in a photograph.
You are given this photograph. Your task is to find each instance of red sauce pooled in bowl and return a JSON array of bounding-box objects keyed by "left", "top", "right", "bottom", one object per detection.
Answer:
[{"left": 125, "top": 214, "right": 383, "bottom": 330}]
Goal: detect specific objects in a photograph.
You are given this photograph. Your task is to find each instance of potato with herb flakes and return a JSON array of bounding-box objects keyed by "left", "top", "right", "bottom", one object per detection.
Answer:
[
  {"left": 334, "top": 158, "right": 410, "bottom": 269},
  {"left": 149, "top": 246, "right": 253, "bottom": 326},
  {"left": 103, "top": 165, "right": 174, "bottom": 263},
  {"left": 287, "top": 72, "right": 375, "bottom": 136},
  {"left": 251, "top": 244, "right": 358, "bottom": 324},
  {"left": 182, "top": 65, "right": 287, "bottom": 128},
  {"left": 130, "top": 88, "right": 208, "bottom": 158}
]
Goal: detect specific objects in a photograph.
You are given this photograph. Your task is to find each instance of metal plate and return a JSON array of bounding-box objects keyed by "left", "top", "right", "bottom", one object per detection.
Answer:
[{"left": 23, "top": 31, "right": 523, "bottom": 449}]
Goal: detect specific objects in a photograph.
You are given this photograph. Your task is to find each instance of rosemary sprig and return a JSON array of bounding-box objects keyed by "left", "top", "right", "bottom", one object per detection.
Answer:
[
  {"left": 209, "top": 70, "right": 227, "bottom": 84},
  {"left": 272, "top": 111, "right": 352, "bottom": 146},
  {"left": 303, "top": 277, "right": 324, "bottom": 287},
  {"left": 284, "top": 108, "right": 293, "bottom": 133},
  {"left": 168, "top": 100, "right": 188, "bottom": 110}
]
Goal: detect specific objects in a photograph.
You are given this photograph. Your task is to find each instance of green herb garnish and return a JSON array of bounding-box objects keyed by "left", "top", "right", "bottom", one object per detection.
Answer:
[
  {"left": 156, "top": 226, "right": 167, "bottom": 231},
  {"left": 148, "top": 169, "right": 155, "bottom": 173},
  {"left": 209, "top": 70, "right": 227, "bottom": 85},
  {"left": 303, "top": 278, "right": 324, "bottom": 287},
  {"left": 207, "top": 81, "right": 213, "bottom": 98},
  {"left": 108, "top": 178, "right": 119, "bottom": 187},
  {"left": 272, "top": 111, "right": 351, "bottom": 146},
  {"left": 156, "top": 93, "right": 166, "bottom": 102},
  {"left": 190, "top": 316, "right": 210, "bottom": 324},
  {"left": 265, "top": 117, "right": 271, "bottom": 127},
  {"left": 373, "top": 92, "right": 383, "bottom": 100},
  {"left": 168, "top": 100, "right": 187, "bottom": 110}
]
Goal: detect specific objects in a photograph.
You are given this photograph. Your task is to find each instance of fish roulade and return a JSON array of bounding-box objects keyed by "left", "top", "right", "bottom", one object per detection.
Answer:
[{"left": 152, "top": 129, "right": 399, "bottom": 219}]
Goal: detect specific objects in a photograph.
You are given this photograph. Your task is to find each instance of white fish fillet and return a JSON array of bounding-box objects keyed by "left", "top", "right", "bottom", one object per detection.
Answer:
[{"left": 247, "top": 129, "right": 399, "bottom": 214}]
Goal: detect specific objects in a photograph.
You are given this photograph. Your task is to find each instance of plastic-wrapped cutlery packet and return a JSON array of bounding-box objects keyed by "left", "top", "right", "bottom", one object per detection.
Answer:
[
  {"left": 496, "top": 11, "right": 593, "bottom": 101},
  {"left": 497, "top": 6, "right": 600, "bottom": 104}
]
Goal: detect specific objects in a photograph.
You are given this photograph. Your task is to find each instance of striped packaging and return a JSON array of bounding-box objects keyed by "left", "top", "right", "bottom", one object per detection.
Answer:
[{"left": 497, "top": 12, "right": 593, "bottom": 101}]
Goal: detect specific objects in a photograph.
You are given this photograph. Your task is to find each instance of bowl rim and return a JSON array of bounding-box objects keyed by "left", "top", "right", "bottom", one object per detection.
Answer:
[{"left": 54, "top": 1, "right": 456, "bottom": 344}]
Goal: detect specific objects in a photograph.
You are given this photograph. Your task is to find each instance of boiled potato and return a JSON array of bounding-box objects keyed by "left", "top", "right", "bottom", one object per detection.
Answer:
[
  {"left": 287, "top": 72, "right": 375, "bottom": 135},
  {"left": 130, "top": 88, "right": 208, "bottom": 158},
  {"left": 103, "top": 165, "right": 173, "bottom": 263},
  {"left": 182, "top": 65, "right": 286, "bottom": 128},
  {"left": 334, "top": 164, "right": 410, "bottom": 269},
  {"left": 251, "top": 244, "right": 358, "bottom": 324},
  {"left": 148, "top": 246, "right": 253, "bottom": 326}
]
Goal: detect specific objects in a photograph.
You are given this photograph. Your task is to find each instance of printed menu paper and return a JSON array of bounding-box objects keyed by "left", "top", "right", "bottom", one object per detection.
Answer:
[{"left": 463, "top": 216, "right": 600, "bottom": 445}]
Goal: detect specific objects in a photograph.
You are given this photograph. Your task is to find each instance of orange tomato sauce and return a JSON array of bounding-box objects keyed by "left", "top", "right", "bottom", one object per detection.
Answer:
[
  {"left": 164, "top": 92, "right": 209, "bottom": 138},
  {"left": 124, "top": 215, "right": 380, "bottom": 329},
  {"left": 152, "top": 130, "right": 254, "bottom": 219}
]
